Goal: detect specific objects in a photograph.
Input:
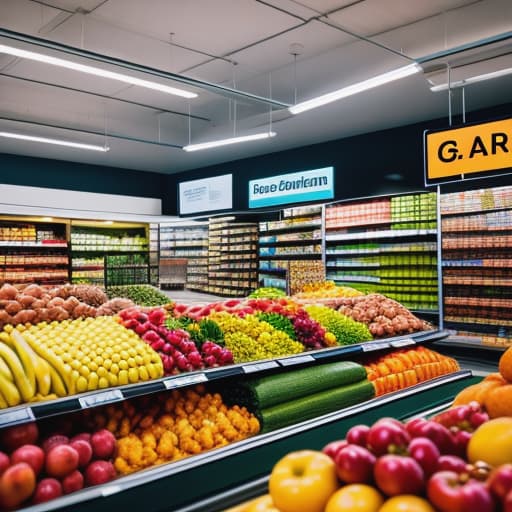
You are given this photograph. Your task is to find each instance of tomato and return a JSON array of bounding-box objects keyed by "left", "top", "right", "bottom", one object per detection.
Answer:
[
  {"left": 245, "top": 494, "right": 280, "bottom": 511},
  {"left": 268, "top": 450, "right": 338, "bottom": 512},
  {"left": 324, "top": 484, "right": 384, "bottom": 512},
  {"left": 379, "top": 495, "right": 436, "bottom": 512},
  {"left": 468, "top": 417, "right": 512, "bottom": 467}
]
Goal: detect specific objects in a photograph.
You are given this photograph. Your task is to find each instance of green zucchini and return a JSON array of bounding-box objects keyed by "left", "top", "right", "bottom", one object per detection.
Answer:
[
  {"left": 242, "top": 361, "right": 367, "bottom": 410},
  {"left": 259, "top": 379, "right": 375, "bottom": 433}
]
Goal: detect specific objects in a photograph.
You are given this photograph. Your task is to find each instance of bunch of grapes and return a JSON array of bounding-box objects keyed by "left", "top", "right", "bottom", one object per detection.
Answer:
[{"left": 290, "top": 309, "right": 327, "bottom": 349}]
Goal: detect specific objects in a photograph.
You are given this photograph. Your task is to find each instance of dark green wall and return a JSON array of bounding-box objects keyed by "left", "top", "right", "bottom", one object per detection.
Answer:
[
  {"left": 164, "top": 102, "right": 512, "bottom": 216},
  {"left": 0, "top": 153, "right": 165, "bottom": 198}
]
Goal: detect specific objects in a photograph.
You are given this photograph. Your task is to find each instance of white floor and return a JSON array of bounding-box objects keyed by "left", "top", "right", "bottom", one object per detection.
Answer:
[{"left": 162, "top": 288, "right": 232, "bottom": 305}]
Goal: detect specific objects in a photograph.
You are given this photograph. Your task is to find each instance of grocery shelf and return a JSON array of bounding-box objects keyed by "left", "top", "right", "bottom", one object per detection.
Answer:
[
  {"left": 440, "top": 205, "right": 512, "bottom": 217},
  {"left": 33, "top": 369, "right": 476, "bottom": 512},
  {"left": 259, "top": 239, "right": 321, "bottom": 246},
  {"left": 258, "top": 254, "right": 321, "bottom": 260},
  {"left": 326, "top": 229, "right": 436, "bottom": 242},
  {"left": 0, "top": 330, "right": 449, "bottom": 429},
  {"left": 259, "top": 223, "right": 321, "bottom": 234}
]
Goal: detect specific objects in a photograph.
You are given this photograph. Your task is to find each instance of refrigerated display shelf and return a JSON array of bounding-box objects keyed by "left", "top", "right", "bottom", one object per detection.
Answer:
[{"left": 35, "top": 368, "right": 474, "bottom": 512}]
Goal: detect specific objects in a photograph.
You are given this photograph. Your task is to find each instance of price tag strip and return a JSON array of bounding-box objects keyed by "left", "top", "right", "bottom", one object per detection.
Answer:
[
  {"left": 278, "top": 354, "right": 315, "bottom": 366},
  {"left": 0, "top": 407, "right": 35, "bottom": 428},
  {"left": 390, "top": 338, "right": 415, "bottom": 348},
  {"left": 361, "top": 342, "right": 390, "bottom": 352},
  {"left": 78, "top": 389, "right": 124, "bottom": 409},
  {"left": 241, "top": 361, "right": 279, "bottom": 374},
  {"left": 164, "top": 373, "right": 208, "bottom": 390}
]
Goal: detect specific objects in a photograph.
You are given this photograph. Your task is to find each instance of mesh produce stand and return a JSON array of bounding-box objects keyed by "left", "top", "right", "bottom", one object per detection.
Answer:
[{"left": 159, "top": 257, "right": 188, "bottom": 289}]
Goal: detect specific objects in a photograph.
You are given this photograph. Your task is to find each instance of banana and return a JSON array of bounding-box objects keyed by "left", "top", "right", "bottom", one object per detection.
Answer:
[
  {"left": 0, "top": 342, "right": 34, "bottom": 402},
  {"left": 0, "top": 373, "right": 21, "bottom": 407},
  {"left": 48, "top": 364, "right": 68, "bottom": 397},
  {"left": 9, "top": 331, "right": 37, "bottom": 395},
  {"left": 35, "top": 357, "right": 52, "bottom": 397},
  {"left": 29, "top": 393, "right": 58, "bottom": 403},
  {"left": 21, "top": 333, "right": 71, "bottom": 395},
  {"left": 0, "top": 332, "right": 13, "bottom": 347},
  {"left": 0, "top": 356, "right": 13, "bottom": 382},
  {"left": 0, "top": 389, "right": 8, "bottom": 409}
]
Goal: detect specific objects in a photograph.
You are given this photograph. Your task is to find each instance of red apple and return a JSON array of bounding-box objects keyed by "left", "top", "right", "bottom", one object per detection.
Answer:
[
  {"left": 406, "top": 417, "right": 428, "bottom": 437},
  {"left": 69, "top": 439, "right": 93, "bottom": 468},
  {"left": 32, "top": 478, "right": 63, "bottom": 504},
  {"left": 11, "top": 444, "right": 45, "bottom": 475},
  {"left": 42, "top": 434, "right": 69, "bottom": 453},
  {"left": 90, "top": 429, "right": 116, "bottom": 460},
  {"left": 408, "top": 436, "right": 440, "bottom": 477},
  {"left": 62, "top": 469, "right": 84, "bottom": 494},
  {"left": 0, "top": 462, "right": 36, "bottom": 509},
  {"left": 45, "top": 444, "right": 79, "bottom": 478},
  {"left": 488, "top": 464, "right": 512, "bottom": 501},
  {"left": 427, "top": 470, "right": 494, "bottom": 512},
  {"left": 346, "top": 425, "right": 370, "bottom": 447},
  {"left": 367, "top": 419, "right": 410, "bottom": 456},
  {"left": 0, "top": 422, "right": 38, "bottom": 453},
  {"left": 413, "top": 420, "right": 456, "bottom": 454},
  {"left": 0, "top": 451, "right": 9, "bottom": 475},
  {"left": 335, "top": 444, "right": 376, "bottom": 484},
  {"left": 84, "top": 460, "right": 116, "bottom": 486},
  {"left": 374, "top": 454, "right": 425, "bottom": 496},
  {"left": 437, "top": 455, "right": 468, "bottom": 474},
  {"left": 70, "top": 432, "right": 92, "bottom": 444},
  {"left": 322, "top": 439, "right": 348, "bottom": 460}
]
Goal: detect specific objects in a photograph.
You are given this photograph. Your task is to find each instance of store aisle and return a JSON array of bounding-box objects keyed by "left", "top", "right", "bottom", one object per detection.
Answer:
[{"left": 162, "top": 288, "right": 234, "bottom": 305}]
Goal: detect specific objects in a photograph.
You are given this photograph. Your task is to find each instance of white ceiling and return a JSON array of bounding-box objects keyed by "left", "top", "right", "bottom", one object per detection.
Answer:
[{"left": 0, "top": 0, "right": 511, "bottom": 175}]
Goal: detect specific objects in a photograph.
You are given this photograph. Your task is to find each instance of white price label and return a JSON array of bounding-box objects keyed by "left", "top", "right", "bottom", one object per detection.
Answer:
[
  {"left": 361, "top": 342, "right": 390, "bottom": 352},
  {"left": 164, "top": 373, "right": 207, "bottom": 389},
  {"left": 279, "top": 354, "right": 315, "bottom": 366},
  {"left": 0, "top": 407, "right": 34, "bottom": 427},
  {"left": 79, "top": 389, "right": 124, "bottom": 409},
  {"left": 390, "top": 338, "right": 415, "bottom": 348},
  {"left": 242, "top": 361, "right": 279, "bottom": 374}
]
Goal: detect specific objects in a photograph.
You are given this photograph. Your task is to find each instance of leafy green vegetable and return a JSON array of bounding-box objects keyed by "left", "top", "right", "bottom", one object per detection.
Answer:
[
  {"left": 257, "top": 312, "right": 296, "bottom": 340},
  {"left": 106, "top": 284, "right": 171, "bottom": 306},
  {"left": 249, "top": 287, "right": 286, "bottom": 299}
]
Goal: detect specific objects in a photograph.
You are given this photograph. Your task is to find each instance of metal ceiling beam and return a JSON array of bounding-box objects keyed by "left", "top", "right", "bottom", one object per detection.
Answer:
[
  {"left": 0, "top": 116, "right": 183, "bottom": 149},
  {"left": 0, "top": 73, "right": 212, "bottom": 122},
  {"left": 0, "top": 28, "right": 291, "bottom": 109}
]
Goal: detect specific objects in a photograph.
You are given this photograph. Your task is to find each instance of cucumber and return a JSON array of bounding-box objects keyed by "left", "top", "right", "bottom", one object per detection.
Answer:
[{"left": 259, "top": 379, "right": 375, "bottom": 433}]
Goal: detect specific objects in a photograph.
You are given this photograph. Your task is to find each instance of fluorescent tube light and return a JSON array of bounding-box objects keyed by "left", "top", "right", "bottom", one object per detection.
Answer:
[
  {"left": 0, "top": 131, "right": 110, "bottom": 152},
  {"left": 289, "top": 63, "right": 421, "bottom": 114},
  {"left": 0, "top": 44, "right": 198, "bottom": 99},
  {"left": 183, "top": 131, "right": 276, "bottom": 152},
  {"left": 430, "top": 67, "right": 512, "bottom": 92}
]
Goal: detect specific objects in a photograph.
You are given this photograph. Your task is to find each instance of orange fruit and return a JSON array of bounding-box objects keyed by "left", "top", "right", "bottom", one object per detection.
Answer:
[
  {"left": 484, "top": 384, "right": 512, "bottom": 418},
  {"left": 468, "top": 417, "right": 512, "bottom": 466},
  {"left": 324, "top": 484, "right": 384, "bottom": 512},
  {"left": 379, "top": 495, "right": 436, "bottom": 512},
  {"left": 499, "top": 348, "right": 512, "bottom": 382},
  {"left": 245, "top": 494, "right": 280, "bottom": 512},
  {"left": 484, "top": 372, "right": 507, "bottom": 383}
]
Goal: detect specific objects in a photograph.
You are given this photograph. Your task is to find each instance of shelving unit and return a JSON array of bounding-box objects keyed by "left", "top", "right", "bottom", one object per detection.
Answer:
[
  {"left": 208, "top": 217, "right": 259, "bottom": 296},
  {"left": 258, "top": 205, "right": 322, "bottom": 292},
  {"left": 324, "top": 193, "right": 439, "bottom": 313},
  {"left": 440, "top": 185, "right": 512, "bottom": 347},
  {"left": 159, "top": 222, "right": 209, "bottom": 291},
  {"left": 70, "top": 223, "right": 150, "bottom": 286},
  {"left": 0, "top": 219, "right": 69, "bottom": 285}
]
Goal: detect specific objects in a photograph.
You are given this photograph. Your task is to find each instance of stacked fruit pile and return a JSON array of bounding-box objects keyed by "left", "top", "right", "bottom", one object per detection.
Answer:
[
  {"left": 293, "top": 281, "right": 364, "bottom": 299},
  {"left": 453, "top": 346, "right": 512, "bottom": 418},
  {"left": 363, "top": 346, "right": 460, "bottom": 396},
  {"left": 118, "top": 307, "right": 233, "bottom": 374},
  {"left": 0, "top": 421, "right": 117, "bottom": 509},
  {"left": 0, "top": 318, "right": 162, "bottom": 407},
  {"left": 71, "top": 385, "right": 259, "bottom": 475},
  {"left": 238, "top": 400, "right": 512, "bottom": 512}
]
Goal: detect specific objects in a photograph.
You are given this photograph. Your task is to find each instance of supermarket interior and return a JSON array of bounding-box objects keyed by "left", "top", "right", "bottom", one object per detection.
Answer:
[{"left": 1, "top": 1, "right": 512, "bottom": 511}]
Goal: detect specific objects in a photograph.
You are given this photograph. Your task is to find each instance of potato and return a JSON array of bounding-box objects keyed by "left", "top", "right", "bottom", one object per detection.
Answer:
[
  {"left": 0, "top": 284, "right": 18, "bottom": 300},
  {"left": 5, "top": 301, "right": 22, "bottom": 315}
]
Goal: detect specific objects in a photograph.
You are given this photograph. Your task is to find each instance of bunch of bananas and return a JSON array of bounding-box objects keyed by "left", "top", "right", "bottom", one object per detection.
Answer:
[{"left": 0, "top": 317, "right": 164, "bottom": 408}]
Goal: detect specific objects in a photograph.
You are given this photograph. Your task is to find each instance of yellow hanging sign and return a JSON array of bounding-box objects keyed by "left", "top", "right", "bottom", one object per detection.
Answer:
[{"left": 424, "top": 117, "right": 512, "bottom": 184}]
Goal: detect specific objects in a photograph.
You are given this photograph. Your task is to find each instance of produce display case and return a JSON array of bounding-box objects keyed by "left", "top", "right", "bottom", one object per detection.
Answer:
[
  {"left": 440, "top": 184, "right": 512, "bottom": 347},
  {"left": 324, "top": 193, "right": 438, "bottom": 316},
  {"left": 0, "top": 219, "right": 69, "bottom": 286},
  {"left": 258, "top": 205, "right": 322, "bottom": 292}
]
